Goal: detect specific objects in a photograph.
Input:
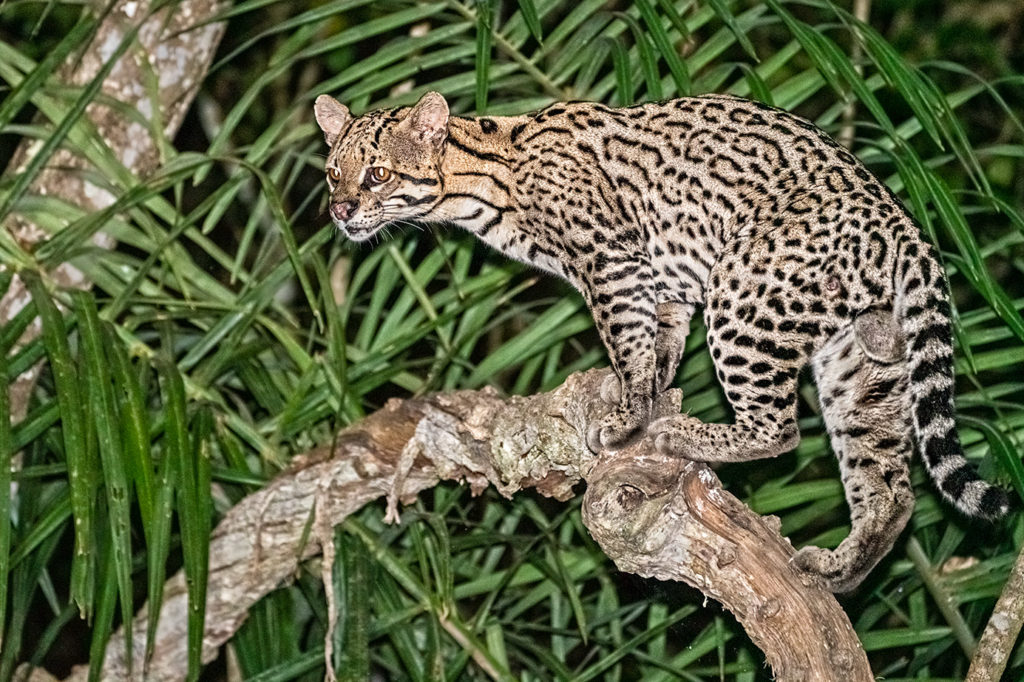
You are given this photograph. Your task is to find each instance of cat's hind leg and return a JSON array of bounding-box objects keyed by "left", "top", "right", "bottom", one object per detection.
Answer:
[
  {"left": 648, "top": 275, "right": 804, "bottom": 463},
  {"left": 793, "top": 311, "right": 915, "bottom": 592},
  {"left": 654, "top": 301, "right": 696, "bottom": 393}
]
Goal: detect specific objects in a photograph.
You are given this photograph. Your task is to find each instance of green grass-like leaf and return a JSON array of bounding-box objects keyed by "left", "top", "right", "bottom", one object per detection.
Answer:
[
  {"left": 0, "top": 299, "right": 10, "bottom": 653},
  {"left": 24, "top": 272, "right": 95, "bottom": 617},
  {"left": 73, "top": 291, "right": 135, "bottom": 670}
]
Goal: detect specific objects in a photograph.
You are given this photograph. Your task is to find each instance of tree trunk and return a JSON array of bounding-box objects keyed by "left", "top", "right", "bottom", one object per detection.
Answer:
[{"left": 1, "top": 0, "right": 227, "bottom": 421}]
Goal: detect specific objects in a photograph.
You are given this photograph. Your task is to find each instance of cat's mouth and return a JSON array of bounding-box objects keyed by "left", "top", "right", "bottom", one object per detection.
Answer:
[
  {"left": 339, "top": 223, "right": 381, "bottom": 242},
  {"left": 330, "top": 213, "right": 381, "bottom": 241}
]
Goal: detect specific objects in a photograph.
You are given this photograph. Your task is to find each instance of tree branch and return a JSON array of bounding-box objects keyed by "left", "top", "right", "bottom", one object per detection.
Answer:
[
  {"left": 966, "top": 540, "right": 1024, "bottom": 681},
  {"left": 69, "top": 369, "right": 873, "bottom": 681}
]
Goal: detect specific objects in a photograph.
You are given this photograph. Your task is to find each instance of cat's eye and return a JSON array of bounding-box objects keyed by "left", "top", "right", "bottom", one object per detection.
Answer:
[
  {"left": 368, "top": 166, "right": 392, "bottom": 184},
  {"left": 327, "top": 167, "right": 341, "bottom": 183}
]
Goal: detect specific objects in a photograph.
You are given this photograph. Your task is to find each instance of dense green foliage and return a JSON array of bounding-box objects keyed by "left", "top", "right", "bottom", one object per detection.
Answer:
[{"left": 1, "top": 0, "right": 1023, "bottom": 679}]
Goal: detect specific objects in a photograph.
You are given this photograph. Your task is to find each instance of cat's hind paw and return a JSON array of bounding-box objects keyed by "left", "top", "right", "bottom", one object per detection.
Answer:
[
  {"left": 648, "top": 414, "right": 702, "bottom": 457},
  {"left": 791, "top": 546, "right": 867, "bottom": 594}
]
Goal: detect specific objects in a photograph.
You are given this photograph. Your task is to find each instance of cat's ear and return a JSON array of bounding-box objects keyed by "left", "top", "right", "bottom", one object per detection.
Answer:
[
  {"left": 400, "top": 92, "right": 449, "bottom": 146},
  {"left": 314, "top": 95, "right": 351, "bottom": 147}
]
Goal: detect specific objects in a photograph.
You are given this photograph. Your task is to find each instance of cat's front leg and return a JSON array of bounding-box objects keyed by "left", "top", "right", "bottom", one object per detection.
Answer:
[
  {"left": 598, "top": 301, "right": 694, "bottom": 405},
  {"left": 583, "top": 275, "right": 658, "bottom": 452},
  {"left": 654, "top": 301, "right": 695, "bottom": 393}
]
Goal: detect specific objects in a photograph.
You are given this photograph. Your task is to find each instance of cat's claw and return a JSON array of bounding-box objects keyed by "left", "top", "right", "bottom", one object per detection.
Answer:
[{"left": 585, "top": 423, "right": 607, "bottom": 453}]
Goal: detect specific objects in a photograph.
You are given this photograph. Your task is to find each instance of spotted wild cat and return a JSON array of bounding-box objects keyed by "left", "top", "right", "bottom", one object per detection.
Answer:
[{"left": 313, "top": 91, "right": 1008, "bottom": 591}]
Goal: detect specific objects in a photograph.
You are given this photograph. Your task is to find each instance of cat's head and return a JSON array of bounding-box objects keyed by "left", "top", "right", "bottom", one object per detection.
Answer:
[{"left": 314, "top": 92, "right": 449, "bottom": 241}]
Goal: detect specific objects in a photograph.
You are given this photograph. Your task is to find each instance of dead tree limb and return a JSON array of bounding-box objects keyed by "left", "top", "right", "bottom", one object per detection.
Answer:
[
  {"left": 70, "top": 369, "right": 872, "bottom": 681},
  {"left": 1, "top": 0, "right": 226, "bottom": 421},
  {"left": 966, "top": 540, "right": 1024, "bottom": 681}
]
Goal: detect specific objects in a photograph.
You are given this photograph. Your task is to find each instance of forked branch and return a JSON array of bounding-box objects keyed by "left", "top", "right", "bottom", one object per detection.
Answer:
[{"left": 69, "top": 369, "right": 872, "bottom": 681}]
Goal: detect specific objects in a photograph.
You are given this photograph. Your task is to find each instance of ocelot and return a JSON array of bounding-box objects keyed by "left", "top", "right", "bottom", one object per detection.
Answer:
[{"left": 313, "top": 91, "right": 1007, "bottom": 592}]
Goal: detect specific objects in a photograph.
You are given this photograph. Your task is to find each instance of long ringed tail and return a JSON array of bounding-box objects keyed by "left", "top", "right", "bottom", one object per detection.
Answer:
[{"left": 895, "top": 238, "right": 1009, "bottom": 519}]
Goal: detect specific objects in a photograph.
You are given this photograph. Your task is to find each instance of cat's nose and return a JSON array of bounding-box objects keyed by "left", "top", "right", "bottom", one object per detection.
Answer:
[{"left": 330, "top": 200, "right": 357, "bottom": 222}]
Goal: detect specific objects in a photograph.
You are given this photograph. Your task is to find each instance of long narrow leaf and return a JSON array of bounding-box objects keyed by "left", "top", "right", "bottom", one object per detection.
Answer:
[
  {"left": 105, "top": 326, "right": 155, "bottom": 534},
  {"left": 87, "top": 538, "right": 119, "bottom": 682},
  {"left": 23, "top": 272, "right": 95, "bottom": 617},
  {"left": 706, "top": 0, "right": 757, "bottom": 60},
  {"left": 635, "top": 0, "right": 690, "bottom": 95},
  {"left": 73, "top": 291, "right": 135, "bottom": 668},
  {"left": 606, "top": 37, "right": 633, "bottom": 106},
  {"left": 517, "top": 0, "right": 543, "bottom": 43},
  {"left": 0, "top": 326, "right": 10, "bottom": 651},
  {"left": 616, "top": 12, "right": 662, "bottom": 100},
  {"left": 149, "top": 357, "right": 186, "bottom": 665},
  {"left": 181, "top": 405, "right": 214, "bottom": 679},
  {"left": 475, "top": 0, "right": 495, "bottom": 113}
]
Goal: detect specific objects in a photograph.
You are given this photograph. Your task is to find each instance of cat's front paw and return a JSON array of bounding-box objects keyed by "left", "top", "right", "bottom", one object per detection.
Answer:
[
  {"left": 648, "top": 414, "right": 702, "bottom": 457},
  {"left": 791, "top": 546, "right": 863, "bottom": 593},
  {"left": 586, "top": 403, "right": 649, "bottom": 453}
]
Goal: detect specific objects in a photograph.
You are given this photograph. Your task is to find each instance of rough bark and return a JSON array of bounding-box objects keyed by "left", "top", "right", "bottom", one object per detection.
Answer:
[
  {"left": 584, "top": 454, "right": 867, "bottom": 680},
  {"left": 1, "top": 0, "right": 227, "bottom": 420},
  {"left": 68, "top": 369, "right": 872, "bottom": 681}
]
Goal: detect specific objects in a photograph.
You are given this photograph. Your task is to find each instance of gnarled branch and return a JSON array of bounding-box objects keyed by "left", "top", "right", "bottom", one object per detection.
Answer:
[{"left": 71, "top": 369, "right": 872, "bottom": 681}]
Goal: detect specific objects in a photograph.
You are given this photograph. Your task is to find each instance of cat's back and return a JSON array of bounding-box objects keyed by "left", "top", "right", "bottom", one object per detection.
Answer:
[
  {"left": 506, "top": 95, "right": 859, "bottom": 186},
  {"left": 510, "top": 95, "right": 824, "bottom": 146}
]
